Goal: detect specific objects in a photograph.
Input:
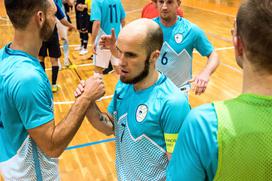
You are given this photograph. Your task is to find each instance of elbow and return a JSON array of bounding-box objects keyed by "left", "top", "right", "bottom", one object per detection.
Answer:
[
  {"left": 94, "top": 21, "right": 101, "bottom": 28},
  {"left": 41, "top": 144, "right": 64, "bottom": 158},
  {"left": 104, "top": 130, "right": 114, "bottom": 136}
]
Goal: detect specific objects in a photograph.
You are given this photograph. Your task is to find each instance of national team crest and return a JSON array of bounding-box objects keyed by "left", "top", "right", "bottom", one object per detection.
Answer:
[
  {"left": 136, "top": 104, "right": 148, "bottom": 122},
  {"left": 174, "top": 33, "right": 183, "bottom": 43}
]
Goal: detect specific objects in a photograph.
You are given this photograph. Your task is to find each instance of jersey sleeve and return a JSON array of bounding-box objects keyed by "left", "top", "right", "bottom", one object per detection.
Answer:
[
  {"left": 119, "top": 2, "right": 126, "bottom": 21},
  {"left": 55, "top": 2, "right": 65, "bottom": 20},
  {"left": 160, "top": 94, "right": 190, "bottom": 153},
  {"left": 193, "top": 25, "right": 214, "bottom": 57},
  {"left": 91, "top": 0, "right": 101, "bottom": 21},
  {"left": 13, "top": 71, "right": 54, "bottom": 130},
  {"left": 167, "top": 104, "right": 218, "bottom": 181}
]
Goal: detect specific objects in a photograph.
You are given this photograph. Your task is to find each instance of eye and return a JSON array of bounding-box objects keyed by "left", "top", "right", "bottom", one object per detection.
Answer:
[{"left": 125, "top": 52, "right": 136, "bottom": 58}]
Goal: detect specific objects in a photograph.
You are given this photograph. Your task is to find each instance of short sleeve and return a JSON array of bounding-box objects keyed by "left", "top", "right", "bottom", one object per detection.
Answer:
[
  {"left": 13, "top": 71, "right": 54, "bottom": 130},
  {"left": 160, "top": 94, "right": 190, "bottom": 153},
  {"left": 167, "top": 104, "right": 218, "bottom": 181},
  {"left": 193, "top": 25, "right": 214, "bottom": 57},
  {"left": 55, "top": 3, "right": 65, "bottom": 20},
  {"left": 91, "top": 0, "right": 101, "bottom": 21},
  {"left": 119, "top": 2, "right": 126, "bottom": 20}
]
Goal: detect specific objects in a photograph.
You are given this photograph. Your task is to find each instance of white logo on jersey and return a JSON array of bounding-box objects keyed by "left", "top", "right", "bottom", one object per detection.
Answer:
[
  {"left": 136, "top": 104, "right": 148, "bottom": 122},
  {"left": 174, "top": 33, "right": 183, "bottom": 44}
]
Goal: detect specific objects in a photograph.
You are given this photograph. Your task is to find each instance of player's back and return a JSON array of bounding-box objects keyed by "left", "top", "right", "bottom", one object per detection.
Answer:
[{"left": 91, "top": 0, "right": 126, "bottom": 36}]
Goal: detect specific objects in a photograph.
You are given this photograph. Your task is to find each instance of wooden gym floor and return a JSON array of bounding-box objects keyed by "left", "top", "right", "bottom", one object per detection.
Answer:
[{"left": 0, "top": 0, "right": 241, "bottom": 180}]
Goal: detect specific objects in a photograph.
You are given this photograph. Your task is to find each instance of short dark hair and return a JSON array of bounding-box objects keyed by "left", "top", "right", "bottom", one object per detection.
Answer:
[
  {"left": 237, "top": 0, "right": 272, "bottom": 73},
  {"left": 144, "top": 25, "right": 163, "bottom": 56},
  {"left": 4, "top": 0, "right": 50, "bottom": 29},
  {"left": 152, "top": 0, "right": 181, "bottom": 6}
]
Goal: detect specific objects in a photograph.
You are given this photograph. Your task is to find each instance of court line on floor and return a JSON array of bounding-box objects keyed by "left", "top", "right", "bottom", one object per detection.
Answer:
[
  {"left": 54, "top": 95, "right": 113, "bottom": 105},
  {"left": 66, "top": 138, "right": 115, "bottom": 151}
]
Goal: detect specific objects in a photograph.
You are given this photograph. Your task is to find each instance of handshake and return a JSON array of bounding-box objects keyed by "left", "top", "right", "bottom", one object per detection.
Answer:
[{"left": 74, "top": 73, "right": 105, "bottom": 102}]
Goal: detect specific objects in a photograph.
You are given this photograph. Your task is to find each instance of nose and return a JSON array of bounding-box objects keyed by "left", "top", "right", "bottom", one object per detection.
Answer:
[
  {"left": 162, "top": 2, "right": 168, "bottom": 9},
  {"left": 119, "top": 54, "right": 126, "bottom": 67}
]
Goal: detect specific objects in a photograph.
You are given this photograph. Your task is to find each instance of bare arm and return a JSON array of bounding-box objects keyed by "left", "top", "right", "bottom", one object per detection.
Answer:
[
  {"left": 86, "top": 103, "right": 114, "bottom": 136},
  {"left": 194, "top": 50, "right": 220, "bottom": 95},
  {"left": 60, "top": 18, "right": 76, "bottom": 30},
  {"left": 121, "top": 19, "right": 126, "bottom": 27},
  {"left": 28, "top": 75, "right": 105, "bottom": 158},
  {"left": 74, "top": 80, "right": 114, "bottom": 136}
]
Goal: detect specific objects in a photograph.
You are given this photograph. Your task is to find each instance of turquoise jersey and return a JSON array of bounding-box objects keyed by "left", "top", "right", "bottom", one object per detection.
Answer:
[
  {"left": 154, "top": 17, "right": 213, "bottom": 89},
  {"left": 0, "top": 44, "right": 58, "bottom": 180},
  {"left": 167, "top": 104, "right": 219, "bottom": 181},
  {"left": 108, "top": 73, "right": 190, "bottom": 180},
  {"left": 91, "top": 0, "right": 126, "bottom": 36}
]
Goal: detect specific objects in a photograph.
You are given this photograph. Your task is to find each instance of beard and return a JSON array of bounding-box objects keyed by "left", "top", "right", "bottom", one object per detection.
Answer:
[
  {"left": 40, "top": 18, "right": 54, "bottom": 41},
  {"left": 120, "top": 54, "right": 151, "bottom": 84}
]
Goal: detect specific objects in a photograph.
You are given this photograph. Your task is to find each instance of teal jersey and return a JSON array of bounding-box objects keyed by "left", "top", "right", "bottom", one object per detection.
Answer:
[
  {"left": 0, "top": 44, "right": 58, "bottom": 180},
  {"left": 108, "top": 73, "right": 190, "bottom": 180},
  {"left": 167, "top": 104, "right": 219, "bottom": 181},
  {"left": 154, "top": 17, "right": 214, "bottom": 88},
  {"left": 91, "top": 0, "right": 126, "bottom": 36}
]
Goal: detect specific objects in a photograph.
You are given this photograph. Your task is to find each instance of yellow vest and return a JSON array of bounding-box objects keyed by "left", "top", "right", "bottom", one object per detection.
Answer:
[{"left": 214, "top": 94, "right": 272, "bottom": 181}]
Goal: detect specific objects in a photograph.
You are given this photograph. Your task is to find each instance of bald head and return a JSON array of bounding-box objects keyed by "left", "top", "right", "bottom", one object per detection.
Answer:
[{"left": 119, "top": 18, "right": 163, "bottom": 55}]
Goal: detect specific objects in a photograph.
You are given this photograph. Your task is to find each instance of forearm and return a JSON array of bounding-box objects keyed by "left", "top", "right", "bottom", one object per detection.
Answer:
[
  {"left": 60, "top": 18, "right": 73, "bottom": 28},
  {"left": 86, "top": 103, "right": 114, "bottom": 136},
  {"left": 48, "top": 96, "right": 92, "bottom": 156},
  {"left": 202, "top": 51, "right": 220, "bottom": 75},
  {"left": 92, "top": 21, "right": 100, "bottom": 45}
]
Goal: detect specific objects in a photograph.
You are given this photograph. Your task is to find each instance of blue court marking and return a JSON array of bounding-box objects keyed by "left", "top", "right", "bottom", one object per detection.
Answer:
[{"left": 66, "top": 138, "right": 116, "bottom": 151}]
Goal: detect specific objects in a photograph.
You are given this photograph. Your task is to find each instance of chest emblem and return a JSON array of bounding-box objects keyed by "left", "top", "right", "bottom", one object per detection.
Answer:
[
  {"left": 174, "top": 33, "right": 183, "bottom": 44},
  {"left": 136, "top": 104, "right": 148, "bottom": 123}
]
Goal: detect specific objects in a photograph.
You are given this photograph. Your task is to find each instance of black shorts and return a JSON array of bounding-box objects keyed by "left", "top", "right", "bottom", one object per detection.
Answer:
[
  {"left": 39, "top": 26, "right": 61, "bottom": 58},
  {"left": 76, "top": 13, "right": 93, "bottom": 33}
]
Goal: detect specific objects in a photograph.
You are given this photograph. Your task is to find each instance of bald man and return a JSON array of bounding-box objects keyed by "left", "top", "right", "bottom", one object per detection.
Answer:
[{"left": 75, "top": 19, "right": 190, "bottom": 180}]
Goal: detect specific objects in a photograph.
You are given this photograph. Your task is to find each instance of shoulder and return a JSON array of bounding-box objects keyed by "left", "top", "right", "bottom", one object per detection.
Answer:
[
  {"left": 184, "top": 103, "right": 218, "bottom": 133},
  {"left": 156, "top": 76, "right": 188, "bottom": 105},
  {"left": 153, "top": 17, "right": 160, "bottom": 24}
]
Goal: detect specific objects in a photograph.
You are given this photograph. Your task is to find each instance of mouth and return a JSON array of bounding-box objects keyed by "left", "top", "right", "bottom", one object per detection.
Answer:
[{"left": 120, "top": 69, "right": 129, "bottom": 76}]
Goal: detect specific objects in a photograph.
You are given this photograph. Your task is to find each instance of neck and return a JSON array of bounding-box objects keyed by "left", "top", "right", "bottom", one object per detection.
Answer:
[
  {"left": 160, "top": 16, "right": 178, "bottom": 27},
  {"left": 134, "top": 70, "right": 159, "bottom": 91},
  {"left": 242, "top": 60, "right": 272, "bottom": 96},
  {"left": 10, "top": 28, "right": 42, "bottom": 58}
]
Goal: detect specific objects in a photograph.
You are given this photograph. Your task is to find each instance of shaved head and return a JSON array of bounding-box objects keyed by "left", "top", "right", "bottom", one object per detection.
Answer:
[
  {"left": 119, "top": 18, "right": 163, "bottom": 55},
  {"left": 117, "top": 19, "right": 163, "bottom": 85}
]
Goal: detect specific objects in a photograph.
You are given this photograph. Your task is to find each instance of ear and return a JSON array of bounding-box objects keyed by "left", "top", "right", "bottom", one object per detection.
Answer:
[
  {"left": 35, "top": 10, "right": 45, "bottom": 28},
  {"left": 177, "top": 0, "right": 181, "bottom": 6},
  {"left": 152, "top": 0, "right": 158, "bottom": 8},
  {"left": 233, "top": 35, "right": 244, "bottom": 57},
  {"left": 150, "top": 50, "right": 160, "bottom": 63}
]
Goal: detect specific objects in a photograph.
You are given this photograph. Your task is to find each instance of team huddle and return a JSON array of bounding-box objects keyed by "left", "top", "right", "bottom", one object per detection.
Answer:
[{"left": 0, "top": 0, "right": 272, "bottom": 180}]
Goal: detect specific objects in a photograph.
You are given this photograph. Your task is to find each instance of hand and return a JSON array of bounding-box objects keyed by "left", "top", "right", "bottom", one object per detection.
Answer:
[
  {"left": 192, "top": 71, "right": 210, "bottom": 95},
  {"left": 74, "top": 73, "right": 105, "bottom": 102},
  {"left": 99, "top": 28, "right": 116, "bottom": 50},
  {"left": 76, "top": 4, "right": 85, "bottom": 11},
  {"left": 74, "top": 80, "right": 85, "bottom": 98},
  {"left": 68, "top": 24, "right": 76, "bottom": 31}
]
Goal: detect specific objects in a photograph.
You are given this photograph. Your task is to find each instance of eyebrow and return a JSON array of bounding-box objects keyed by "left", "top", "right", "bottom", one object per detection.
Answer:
[{"left": 115, "top": 45, "right": 138, "bottom": 57}]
